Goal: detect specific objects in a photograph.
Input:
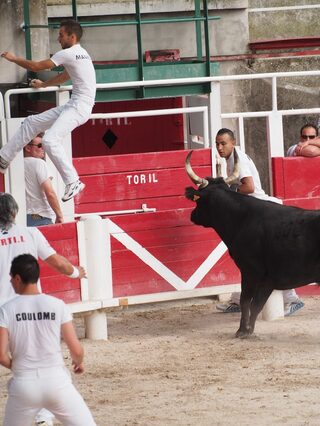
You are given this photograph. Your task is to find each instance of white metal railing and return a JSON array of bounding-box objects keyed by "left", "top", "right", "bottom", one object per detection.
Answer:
[{"left": 3, "top": 69, "right": 320, "bottom": 202}]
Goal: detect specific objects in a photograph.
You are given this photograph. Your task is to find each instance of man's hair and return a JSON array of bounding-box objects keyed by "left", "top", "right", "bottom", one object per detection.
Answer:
[
  {"left": 300, "top": 123, "right": 318, "bottom": 136},
  {"left": 216, "top": 128, "right": 235, "bottom": 140},
  {"left": 10, "top": 254, "right": 40, "bottom": 284},
  {"left": 0, "top": 193, "right": 18, "bottom": 230},
  {"left": 60, "top": 19, "right": 83, "bottom": 41}
]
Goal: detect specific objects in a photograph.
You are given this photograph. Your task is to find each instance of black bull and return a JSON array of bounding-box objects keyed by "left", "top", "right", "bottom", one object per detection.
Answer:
[{"left": 185, "top": 151, "right": 320, "bottom": 338}]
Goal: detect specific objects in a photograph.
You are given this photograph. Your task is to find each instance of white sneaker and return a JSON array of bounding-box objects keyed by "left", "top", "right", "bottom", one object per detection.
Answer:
[
  {"left": 62, "top": 180, "right": 85, "bottom": 202},
  {"left": 0, "top": 156, "right": 9, "bottom": 174}
]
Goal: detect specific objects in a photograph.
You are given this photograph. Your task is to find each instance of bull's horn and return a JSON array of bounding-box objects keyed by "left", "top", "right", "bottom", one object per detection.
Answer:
[
  {"left": 224, "top": 148, "right": 240, "bottom": 185},
  {"left": 185, "top": 151, "right": 209, "bottom": 188}
]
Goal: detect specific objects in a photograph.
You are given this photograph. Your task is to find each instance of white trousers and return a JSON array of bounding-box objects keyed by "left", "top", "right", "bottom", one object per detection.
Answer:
[
  {"left": 1, "top": 98, "right": 93, "bottom": 185},
  {"left": 3, "top": 366, "right": 96, "bottom": 426},
  {"left": 230, "top": 289, "right": 299, "bottom": 305}
]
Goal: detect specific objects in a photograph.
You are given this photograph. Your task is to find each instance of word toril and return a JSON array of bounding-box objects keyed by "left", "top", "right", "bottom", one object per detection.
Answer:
[{"left": 126, "top": 173, "right": 158, "bottom": 185}]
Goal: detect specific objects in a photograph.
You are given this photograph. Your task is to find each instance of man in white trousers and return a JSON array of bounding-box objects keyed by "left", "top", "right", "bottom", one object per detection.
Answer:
[
  {"left": 215, "top": 128, "right": 304, "bottom": 316},
  {"left": 0, "top": 19, "right": 96, "bottom": 202},
  {"left": 0, "top": 193, "right": 86, "bottom": 425},
  {"left": 0, "top": 254, "right": 96, "bottom": 426}
]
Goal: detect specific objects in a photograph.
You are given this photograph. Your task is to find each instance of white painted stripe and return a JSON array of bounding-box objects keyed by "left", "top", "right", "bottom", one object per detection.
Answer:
[
  {"left": 249, "top": 5, "right": 320, "bottom": 13},
  {"left": 106, "top": 219, "right": 227, "bottom": 291},
  {"left": 107, "top": 220, "right": 186, "bottom": 290},
  {"left": 184, "top": 241, "right": 228, "bottom": 290}
]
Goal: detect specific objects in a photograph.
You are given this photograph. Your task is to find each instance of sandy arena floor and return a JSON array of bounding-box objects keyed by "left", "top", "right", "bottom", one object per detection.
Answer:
[{"left": 1, "top": 296, "right": 320, "bottom": 425}]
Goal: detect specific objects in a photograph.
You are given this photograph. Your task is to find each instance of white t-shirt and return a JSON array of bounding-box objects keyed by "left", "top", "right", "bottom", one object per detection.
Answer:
[
  {"left": 287, "top": 145, "right": 297, "bottom": 156},
  {"left": 51, "top": 44, "right": 96, "bottom": 104},
  {"left": 0, "top": 293, "right": 72, "bottom": 374},
  {"left": 227, "top": 147, "right": 276, "bottom": 201},
  {"left": 0, "top": 224, "right": 56, "bottom": 303},
  {"left": 24, "top": 157, "right": 54, "bottom": 220}
]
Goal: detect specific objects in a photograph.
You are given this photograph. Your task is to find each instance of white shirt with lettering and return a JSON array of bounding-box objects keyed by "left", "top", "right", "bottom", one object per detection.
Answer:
[
  {"left": 0, "top": 224, "right": 56, "bottom": 303},
  {"left": 24, "top": 157, "right": 54, "bottom": 220},
  {"left": 0, "top": 294, "right": 72, "bottom": 374},
  {"left": 51, "top": 44, "right": 96, "bottom": 105}
]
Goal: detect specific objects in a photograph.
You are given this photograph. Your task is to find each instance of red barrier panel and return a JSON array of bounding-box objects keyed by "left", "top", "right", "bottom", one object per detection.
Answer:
[
  {"left": 39, "top": 222, "right": 81, "bottom": 303},
  {"left": 74, "top": 149, "right": 212, "bottom": 213},
  {"left": 109, "top": 209, "right": 240, "bottom": 297},
  {"left": 272, "top": 157, "right": 320, "bottom": 296},
  {"left": 0, "top": 175, "right": 4, "bottom": 193}
]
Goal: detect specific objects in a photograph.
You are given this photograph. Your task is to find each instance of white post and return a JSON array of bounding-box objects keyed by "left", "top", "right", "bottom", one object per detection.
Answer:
[
  {"left": 266, "top": 112, "right": 284, "bottom": 196},
  {"left": 262, "top": 290, "right": 284, "bottom": 321},
  {"left": 80, "top": 215, "right": 112, "bottom": 339},
  {"left": 5, "top": 118, "right": 26, "bottom": 225}
]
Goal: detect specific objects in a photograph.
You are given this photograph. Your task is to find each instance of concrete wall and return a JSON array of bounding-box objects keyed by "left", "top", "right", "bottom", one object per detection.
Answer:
[
  {"left": 47, "top": 0, "right": 249, "bottom": 60},
  {"left": 0, "top": 0, "right": 49, "bottom": 87},
  {"left": 249, "top": 1, "right": 320, "bottom": 40}
]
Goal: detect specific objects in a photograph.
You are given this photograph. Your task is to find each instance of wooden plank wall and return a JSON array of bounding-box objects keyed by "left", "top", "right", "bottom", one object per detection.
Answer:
[{"left": 39, "top": 222, "right": 81, "bottom": 303}]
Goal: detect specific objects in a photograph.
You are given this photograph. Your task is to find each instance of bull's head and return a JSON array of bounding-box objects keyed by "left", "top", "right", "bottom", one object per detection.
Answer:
[{"left": 185, "top": 149, "right": 240, "bottom": 202}]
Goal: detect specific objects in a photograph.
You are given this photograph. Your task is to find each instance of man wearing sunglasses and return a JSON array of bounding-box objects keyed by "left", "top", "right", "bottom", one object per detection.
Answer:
[
  {"left": 287, "top": 123, "right": 320, "bottom": 157},
  {"left": 24, "top": 134, "right": 64, "bottom": 227}
]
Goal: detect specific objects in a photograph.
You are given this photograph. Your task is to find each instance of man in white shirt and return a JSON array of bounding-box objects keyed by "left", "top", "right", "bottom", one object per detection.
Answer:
[
  {"left": 0, "top": 19, "right": 96, "bottom": 202},
  {"left": 0, "top": 193, "right": 86, "bottom": 425},
  {"left": 24, "top": 133, "right": 64, "bottom": 226},
  {"left": 287, "top": 123, "right": 320, "bottom": 157},
  {"left": 215, "top": 128, "right": 304, "bottom": 316},
  {"left": 0, "top": 254, "right": 96, "bottom": 426}
]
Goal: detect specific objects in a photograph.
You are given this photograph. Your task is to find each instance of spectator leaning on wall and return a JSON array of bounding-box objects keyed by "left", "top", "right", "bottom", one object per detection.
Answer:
[{"left": 287, "top": 123, "right": 320, "bottom": 157}]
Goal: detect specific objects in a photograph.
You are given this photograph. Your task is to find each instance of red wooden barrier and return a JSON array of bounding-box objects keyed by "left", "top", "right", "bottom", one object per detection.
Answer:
[
  {"left": 0, "top": 174, "right": 4, "bottom": 192},
  {"left": 74, "top": 149, "right": 212, "bottom": 213},
  {"left": 272, "top": 157, "right": 320, "bottom": 295},
  {"left": 109, "top": 209, "right": 239, "bottom": 298},
  {"left": 39, "top": 222, "right": 81, "bottom": 303},
  {"left": 74, "top": 149, "right": 241, "bottom": 299},
  {"left": 272, "top": 157, "right": 320, "bottom": 209}
]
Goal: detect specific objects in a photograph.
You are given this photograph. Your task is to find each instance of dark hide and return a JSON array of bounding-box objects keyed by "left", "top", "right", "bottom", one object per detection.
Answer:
[{"left": 185, "top": 177, "right": 320, "bottom": 337}]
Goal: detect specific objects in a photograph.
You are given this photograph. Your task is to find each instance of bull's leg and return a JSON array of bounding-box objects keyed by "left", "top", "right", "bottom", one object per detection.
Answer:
[
  {"left": 235, "top": 286, "right": 253, "bottom": 338},
  {"left": 248, "top": 286, "right": 273, "bottom": 335}
]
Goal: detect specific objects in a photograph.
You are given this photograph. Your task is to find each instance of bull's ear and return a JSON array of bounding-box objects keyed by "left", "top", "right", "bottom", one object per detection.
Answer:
[{"left": 185, "top": 186, "right": 201, "bottom": 201}]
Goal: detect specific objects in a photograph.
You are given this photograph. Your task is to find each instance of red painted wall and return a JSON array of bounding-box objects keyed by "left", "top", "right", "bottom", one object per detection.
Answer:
[
  {"left": 19, "top": 97, "right": 184, "bottom": 158},
  {"left": 39, "top": 223, "right": 81, "bottom": 303}
]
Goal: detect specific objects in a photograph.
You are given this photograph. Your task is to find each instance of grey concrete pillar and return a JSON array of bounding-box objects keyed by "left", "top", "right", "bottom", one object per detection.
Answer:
[{"left": 0, "top": 0, "right": 49, "bottom": 85}]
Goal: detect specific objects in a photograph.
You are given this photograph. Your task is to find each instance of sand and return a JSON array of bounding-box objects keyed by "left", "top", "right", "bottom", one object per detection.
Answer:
[{"left": 1, "top": 296, "right": 320, "bottom": 425}]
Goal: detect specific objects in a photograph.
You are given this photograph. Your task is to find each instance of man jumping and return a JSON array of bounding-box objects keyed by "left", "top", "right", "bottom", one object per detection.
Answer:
[{"left": 0, "top": 19, "right": 96, "bottom": 202}]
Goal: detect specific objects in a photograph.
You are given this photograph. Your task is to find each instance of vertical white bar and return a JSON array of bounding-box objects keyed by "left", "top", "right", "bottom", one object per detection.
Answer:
[
  {"left": 203, "top": 108, "right": 209, "bottom": 148},
  {"left": 237, "top": 117, "right": 246, "bottom": 152},
  {"left": 266, "top": 112, "right": 284, "bottom": 195},
  {"left": 209, "top": 82, "right": 222, "bottom": 142},
  {"left": 5, "top": 118, "right": 26, "bottom": 225},
  {"left": 76, "top": 220, "right": 89, "bottom": 301},
  {"left": 80, "top": 215, "right": 113, "bottom": 300},
  {"left": 272, "top": 76, "right": 278, "bottom": 111}
]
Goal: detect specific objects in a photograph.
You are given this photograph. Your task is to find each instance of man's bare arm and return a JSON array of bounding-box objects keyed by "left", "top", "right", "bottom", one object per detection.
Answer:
[
  {"left": 41, "top": 178, "right": 64, "bottom": 223},
  {"left": 1, "top": 52, "right": 54, "bottom": 72},
  {"left": 31, "top": 70, "right": 70, "bottom": 88},
  {"left": 45, "top": 253, "right": 86, "bottom": 279}
]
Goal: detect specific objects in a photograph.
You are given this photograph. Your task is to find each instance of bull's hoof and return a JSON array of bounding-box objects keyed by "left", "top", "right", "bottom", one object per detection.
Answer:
[{"left": 235, "top": 329, "right": 251, "bottom": 339}]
